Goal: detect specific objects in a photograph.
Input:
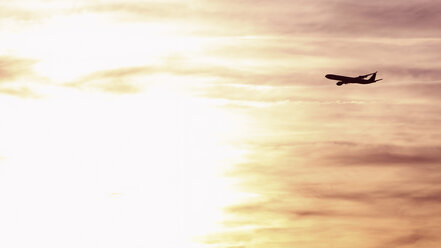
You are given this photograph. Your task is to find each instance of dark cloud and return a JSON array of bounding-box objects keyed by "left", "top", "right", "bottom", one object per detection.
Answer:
[
  {"left": 217, "top": 195, "right": 437, "bottom": 247},
  {"left": 327, "top": 145, "right": 441, "bottom": 167},
  {"left": 303, "top": 187, "right": 441, "bottom": 206},
  {"left": 274, "top": 142, "right": 441, "bottom": 168}
]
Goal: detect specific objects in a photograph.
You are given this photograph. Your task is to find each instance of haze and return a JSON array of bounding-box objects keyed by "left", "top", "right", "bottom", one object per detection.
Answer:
[{"left": 1, "top": 0, "right": 441, "bottom": 247}]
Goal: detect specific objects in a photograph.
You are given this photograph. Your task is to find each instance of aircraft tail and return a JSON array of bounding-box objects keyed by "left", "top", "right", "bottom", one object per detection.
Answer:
[{"left": 369, "top": 72, "right": 381, "bottom": 82}]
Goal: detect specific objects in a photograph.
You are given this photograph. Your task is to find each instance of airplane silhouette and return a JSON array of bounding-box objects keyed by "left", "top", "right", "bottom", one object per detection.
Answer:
[{"left": 325, "top": 72, "right": 382, "bottom": 86}]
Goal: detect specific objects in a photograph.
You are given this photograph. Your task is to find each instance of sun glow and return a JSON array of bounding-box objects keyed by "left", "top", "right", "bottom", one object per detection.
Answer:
[
  {"left": 0, "top": 82, "right": 246, "bottom": 247},
  {"left": 4, "top": 13, "right": 206, "bottom": 83},
  {"left": 0, "top": 6, "right": 252, "bottom": 248}
]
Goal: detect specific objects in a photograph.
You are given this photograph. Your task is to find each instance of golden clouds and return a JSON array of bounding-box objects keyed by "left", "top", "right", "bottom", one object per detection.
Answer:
[
  {"left": 1, "top": 0, "right": 441, "bottom": 247},
  {"left": 0, "top": 56, "right": 39, "bottom": 97},
  {"left": 0, "top": 56, "right": 34, "bottom": 82}
]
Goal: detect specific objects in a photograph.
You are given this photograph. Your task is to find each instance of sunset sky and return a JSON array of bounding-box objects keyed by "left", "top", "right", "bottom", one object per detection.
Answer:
[{"left": 1, "top": 0, "right": 441, "bottom": 247}]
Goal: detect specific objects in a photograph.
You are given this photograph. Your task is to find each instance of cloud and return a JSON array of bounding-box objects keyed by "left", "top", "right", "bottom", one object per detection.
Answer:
[
  {"left": 73, "top": 0, "right": 440, "bottom": 38},
  {"left": 302, "top": 187, "right": 441, "bottom": 206},
  {"left": 326, "top": 144, "right": 441, "bottom": 167},
  {"left": 381, "top": 67, "right": 441, "bottom": 82},
  {"left": 3, "top": 2, "right": 441, "bottom": 247},
  {"left": 0, "top": 87, "right": 39, "bottom": 98},
  {"left": 226, "top": 199, "right": 367, "bottom": 220},
  {"left": 387, "top": 232, "right": 427, "bottom": 247},
  {"left": 210, "top": 0, "right": 441, "bottom": 38},
  {"left": 0, "top": 56, "right": 35, "bottom": 83},
  {"left": 66, "top": 66, "right": 155, "bottom": 94},
  {"left": 66, "top": 63, "right": 304, "bottom": 95},
  {"left": 0, "top": 2, "right": 78, "bottom": 23},
  {"left": 218, "top": 138, "right": 441, "bottom": 246},
  {"left": 81, "top": 2, "right": 191, "bottom": 21},
  {"left": 0, "top": 6, "right": 42, "bottom": 21},
  {"left": 0, "top": 56, "right": 40, "bottom": 97},
  {"left": 248, "top": 142, "right": 441, "bottom": 170}
]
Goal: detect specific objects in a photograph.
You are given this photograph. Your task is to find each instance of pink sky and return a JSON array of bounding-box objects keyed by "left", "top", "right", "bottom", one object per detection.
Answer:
[{"left": 1, "top": 1, "right": 441, "bottom": 247}]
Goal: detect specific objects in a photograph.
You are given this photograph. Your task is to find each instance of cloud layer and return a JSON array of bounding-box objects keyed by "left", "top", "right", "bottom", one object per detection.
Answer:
[{"left": 1, "top": 1, "right": 441, "bottom": 248}]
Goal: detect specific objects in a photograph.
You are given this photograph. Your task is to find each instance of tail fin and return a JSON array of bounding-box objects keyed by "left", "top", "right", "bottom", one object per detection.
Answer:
[{"left": 369, "top": 72, "right": 377, "bottom": 82}]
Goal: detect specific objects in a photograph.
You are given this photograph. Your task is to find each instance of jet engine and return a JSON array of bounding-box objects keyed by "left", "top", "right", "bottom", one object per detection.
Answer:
[{"left": 336, "top": 81, "right": 343, "bottom": 86}]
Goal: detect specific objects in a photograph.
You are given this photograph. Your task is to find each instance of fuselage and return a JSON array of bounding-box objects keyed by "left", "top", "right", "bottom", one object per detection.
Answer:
[{"left": 325, "top": 74, "right": 375, "bottom": 85}]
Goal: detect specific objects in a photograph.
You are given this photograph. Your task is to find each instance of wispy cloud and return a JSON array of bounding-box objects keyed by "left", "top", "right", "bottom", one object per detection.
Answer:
[
  {"left": 80, "top": 2, "right": 191, "bottom": 21},
  {"left": 209, "top": 0, "right": 441, "bottom": 38},
  {"left": 218, "top": 135, "right": 441, "bottom": 247},
  {"left": 66, "top": 66, "right": 153, "bottom": 94},
  {"left": 0, "top": 56, "right": 40, "bottom": 97},
  {"left": 327, "top": 144, "right": 441, "bottom": 166},
  {"left": 0, "top": 87, "right": 39, "bottom": 98},
  {"left": 387, "top": 232, "right": 427, "bottom": 247},
  {"left": 0, "top": 56, "right": 35, "bottom": 83},
  {"left": 2, "top": 1, "right": 441, "bottom": 247},
  {"left": 71, "top": 0, "right": 441, "bottom": 38},
  {"left": 0, "top": 6, "right": 42, "bottom": 21}
]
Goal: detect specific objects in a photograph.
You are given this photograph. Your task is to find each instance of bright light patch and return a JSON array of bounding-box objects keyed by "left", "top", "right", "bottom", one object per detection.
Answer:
[
  {"left": 4, "top": 13, "right": 206, "bottom": 83},
  {"left": 0, "top": 83, "right": 246, "bottom": 248}
]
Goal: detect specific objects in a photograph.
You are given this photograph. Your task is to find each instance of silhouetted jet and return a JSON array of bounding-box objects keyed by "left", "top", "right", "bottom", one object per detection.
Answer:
[{"left": 325, "top": 72, "right": 382, "bottom": 86}]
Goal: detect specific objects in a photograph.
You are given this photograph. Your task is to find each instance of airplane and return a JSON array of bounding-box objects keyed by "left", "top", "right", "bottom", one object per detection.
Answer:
[{"left": 325, "top": 72, "right": 382, "bottom": 86}]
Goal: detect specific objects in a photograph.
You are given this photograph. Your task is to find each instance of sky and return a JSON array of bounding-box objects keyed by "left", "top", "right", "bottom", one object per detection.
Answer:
[{"left": 1, "top": 0, "right": 441, "bottom": 247}]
